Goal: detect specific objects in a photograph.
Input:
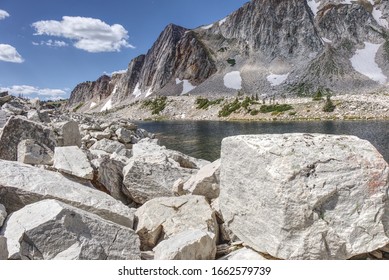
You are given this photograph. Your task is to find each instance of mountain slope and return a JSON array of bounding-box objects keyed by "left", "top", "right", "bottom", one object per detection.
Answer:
[{"left": 67, "top": 0, "right": 389, "bottom": 112}]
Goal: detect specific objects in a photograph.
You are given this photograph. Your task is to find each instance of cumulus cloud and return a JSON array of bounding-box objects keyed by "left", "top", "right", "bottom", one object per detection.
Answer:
[
  {"left": 32, "top": 40, "right": 68, "bottom": 47},
  {"left": 32, "top": 16, "right": 135, "bottom": 53},
  {"left": 105, "top": 69, "right": 127, "bottom": 76},
  {"left": 0, "top": 85, "right": 67, "bottom": 98},
  {"left": 0, "top": 9, "right": 9, "bottom": 20},
  {"left": 0, "top": 44, "right": 24, "bottom": 63}
]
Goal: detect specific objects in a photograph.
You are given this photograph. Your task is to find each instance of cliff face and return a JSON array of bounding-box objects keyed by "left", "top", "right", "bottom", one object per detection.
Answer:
[{"left": 67, "top": 0, "right": 389, "bottom": 111}]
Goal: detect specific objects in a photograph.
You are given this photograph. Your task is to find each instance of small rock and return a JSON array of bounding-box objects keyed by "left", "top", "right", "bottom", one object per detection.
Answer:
[
  {"left": 221, "top": 247, "right": 267, "bottom": 260},
  {"left": 0, "top": 203, "right": 7, "bottom": 227},
  {"left": 153, "top": 230, "right": 216, "bottom": 260},
  {"left": 90, "top": 138, "right": 127, "bottom": 155},
  {"left": 115, "top": 128, "right": 134, "bottom": 144},
  {"left": 53, "top": 146, "right": 94, "bottom": 180},
  {"left": 0, "top": 236, "right": 8, "bottom": 260}
]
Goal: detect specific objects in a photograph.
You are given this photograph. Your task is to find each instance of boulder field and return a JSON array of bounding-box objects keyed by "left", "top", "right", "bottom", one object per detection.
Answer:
[{"left": 0, "top": 94, "right": 388, "bottom": 260}]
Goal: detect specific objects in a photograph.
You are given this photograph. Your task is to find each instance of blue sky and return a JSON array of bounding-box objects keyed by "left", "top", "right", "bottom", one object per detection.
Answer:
[{"left": 0, "top": 0, "right": 248, "bottom": 100}]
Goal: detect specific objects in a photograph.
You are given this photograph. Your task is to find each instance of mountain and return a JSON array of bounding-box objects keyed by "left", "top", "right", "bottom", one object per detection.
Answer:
[{"left": 67, "top": 0, "right": 389, "bottom": 111}]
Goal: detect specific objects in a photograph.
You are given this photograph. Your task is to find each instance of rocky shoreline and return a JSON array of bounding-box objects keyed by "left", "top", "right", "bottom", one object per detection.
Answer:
[
  {"left": 0, "top": 92, "right": 389, "bottom": 260},
  {"left": 94, "top": 92, "right": 389, "bottom": 122}
]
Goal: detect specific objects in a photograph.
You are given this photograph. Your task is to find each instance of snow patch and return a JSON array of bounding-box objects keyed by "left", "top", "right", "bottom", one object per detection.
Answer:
[
  {"left": 112, "top": 85, "right": 118, "bottom": 95},
  {"left": 132, "top": 83, "right": 142, "bottom": 98},
  {"left": 307, "top": 0, "right": 320, "bottom": 17},
  {"left": 224, "top": 71, "right": 242, "bottom": 90},
  {"left": 101, "top": 99, "right": 112, "bottom": 112},
  {"left": 322, "top": 37, "right": 332, "bottom": 43},
  {"left": 145, "top": 88, "right": 153, "bottom": 98},
  {"left": 182, "top": 80, "right": 196, "bottom": 95},
  {"left": 350, "top": 42, "right": 387, "bottom": 85},
  {"left": 175, "top": 78, "right": 181, "bottom": 85},
  {"left": 267, "top": 73, "right": 290, "bottom": 86},
  {"left": 201, "top": 23, "right": 214, "bottom": 30},
  {"left": 219, "top": 17, "right": 227, "bottom": 26},
  {"left": 372, "top": 8, "right": 389, "bottom": 29},
  {"left": 90, "top": 102, "right": 97, "bottom": 109}
]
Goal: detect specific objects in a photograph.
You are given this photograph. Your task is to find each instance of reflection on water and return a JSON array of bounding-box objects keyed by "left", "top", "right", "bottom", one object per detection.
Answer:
[{"left": 137, "top": 120, "right": 389, "bottom": 162}]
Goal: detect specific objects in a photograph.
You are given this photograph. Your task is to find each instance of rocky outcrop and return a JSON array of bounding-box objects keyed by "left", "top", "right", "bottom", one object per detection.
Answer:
[
  {"left": 0, "top": 160, "right": 135, "bottom": 228},
  {"left": 135, "top": 195, "right": 218, "bottom": 250},
  {"left": 1, "top": 200, "right": 140, "bottom": 260},
  {"left": 220, "top": 134, "right": 389, "bottom": 260},
  {"left": 0, "top": 116, "right": 56, "bottom": 161},
  {"left": 153, "top": 229, "right": 216, "bottom": 260}
]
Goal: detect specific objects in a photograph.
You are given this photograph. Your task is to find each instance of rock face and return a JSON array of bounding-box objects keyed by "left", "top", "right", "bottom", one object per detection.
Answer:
[
  {"left": 0, "top": 204, "right": 6, "bottom": 227},
  {"left": 123, "top": 140, "right": 209, "bottom": 204},
  {"left": 0, "top": 116, "right": 56, "bottom": 161},
  {"left": 0, "top": 160, "right": 134, "bottom": 228},
  {"left": 0, "top": 237, "right": 7, "bottom": 260},
  {"left": 1, "top": 200, "right": 140, "bottom": 260},
  {"left": 135, "top": 195, "right": 218, "bottom": 250},
  {"left": 220, "top": 134, "right": 389, "bottom": 260},
  {"left": 153, "top": 229, "right": 216, "bottom": 260},
  {"left": 17, "top": 139, "right": 54, "bottom": 166},
  {"left": 53, "top": 146, "right": 94, "bottom": 180}
]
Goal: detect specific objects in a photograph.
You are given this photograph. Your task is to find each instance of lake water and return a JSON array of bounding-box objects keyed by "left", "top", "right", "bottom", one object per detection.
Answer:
[{"left": 137, "top": 120, "right": 389, "bottom": 163}]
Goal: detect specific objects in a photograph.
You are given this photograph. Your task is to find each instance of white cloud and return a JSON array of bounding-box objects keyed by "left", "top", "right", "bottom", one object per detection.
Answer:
[
  {"left": 0, "top": 85, "right": 67, "bottom": 97},
  {"left": 0, "top": 44, "right": 24, "bottom": 63},
  {"left": 0, "top": 9, "right": 9, "bottom": 20},
  {"left": 32, "top": 16, "right": 135, "bottom": 53},
  {"left": 32, "top": 40, "right": 68, "bottom": 47},
  {"left": 105, "top": 69, "right": 127, "bottom": 76}
]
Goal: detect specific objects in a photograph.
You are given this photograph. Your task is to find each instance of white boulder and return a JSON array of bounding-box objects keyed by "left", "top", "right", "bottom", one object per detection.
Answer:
[
  {"left": 220, "top": 134, "right": 389, "bottom": 260},
  {"left": 17, "top": 139, "right": 54, "bottom": 166},
  {"left": 53, "top": 146, "right": 94, "bottom": 180}
]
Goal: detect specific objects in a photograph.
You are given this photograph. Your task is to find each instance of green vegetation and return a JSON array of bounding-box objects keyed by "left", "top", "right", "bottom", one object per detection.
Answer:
[
  {"left": 142, "top": 96, "right": 168, "bottom": 115},
  {"left": 227, "top": 58, "right": 236, "bottom": 67},
  {"left": 218, "top": 47, "right": 228, "bottom": 53},
  {"left": 312, "top": 87, "right": 332, "bottom": 101},
  {"left": 73, "top": 102, "right": 84, "bottom": 112},
  {"left": 323, "top": 96, "right": 336, "bottom": 112},
  {"left": 259, "top": 104, "right": 293, "bottom": 114},
  {"left": 196, "top": 97, "right": 224, "bottom": 110},
  {"left": 218, "top": 97, "right": 259, "bottom": 117}
]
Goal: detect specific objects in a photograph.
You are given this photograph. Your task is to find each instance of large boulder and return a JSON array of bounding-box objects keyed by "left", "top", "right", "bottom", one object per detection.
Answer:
[
  {"left": 123, "top": 140, "right": 209, "bottom": 204},
  {"left": 220, "top": 134, "right": 389, "bottom": 260},
  {"left": 54, "top": 120, "right": 82, "bottom": 147},
  {"left": 0, "top": 160, "right": 135, "bottom": 228},
  {"left": 183, "top": 159, "right": 221, "bottom": 200},
  {"left": 153, "top": 229, "right": 216, "bottom": 260},
  {"left": 0, "top": 204, "right": 7, "bottom": 227},
  {"left": 0, "top": 200, "right": 140, "bottom": 260},
  {"left": 135, "top": 195, "right": 218, "bottom": 250},
  {"left": 0, "top": 116, "right": 56, "bottom": 161},
  {"left": 53, "top": 146, "right": 94, "bottom": 180},
  {"left": 17, "top": 139, "right": 54, "bottom": 166},
  {"left": 90, "top": 138, "right": 128, "bottom": 155}
]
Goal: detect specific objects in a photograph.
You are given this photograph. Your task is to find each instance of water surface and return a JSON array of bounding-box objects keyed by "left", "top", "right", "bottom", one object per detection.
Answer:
[{"left": 137, "top": 120, "right": 389, "bottom": 162}]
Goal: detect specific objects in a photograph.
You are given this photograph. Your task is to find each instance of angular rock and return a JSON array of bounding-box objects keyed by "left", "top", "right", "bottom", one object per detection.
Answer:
[
  {"left": 0, "top": 160, "right": 135, "bottom": 228},
  {"left": 0, "top": 203, "right": 6, "bottom": 227},
  {"left": 123, "top": 139, "right": 209, "bottom": 204},
  {"left": 115, "top": 128, "right": 134, "bottom": 144},
  {"left": 183, "top": 159, "right": 221, "bottom": 200},
  {"left": 17, "top": 139, "right": 54, "bottom": 166},
  {"left": 53, "top": 146, "right": 94, "bottom": 180},
  {"left": 220, "top": 134, "right": 389, "bottom": 260},
  {"left": 98, "top": 157, "right": 130, "bottom": 204},
  {"left": 0, "top": 116, "right": 56, "bottom": 161},
  {"left": 0, "top": 110, "right": 9, "bottom": 128},
  {"left": 135, "top": 195, "right": 218, "bottom": 250},
  {"left": 221, "top": 248, "right": 267, "bottom": 260},
  {"left": 55, "top": 120, "right": 82, "bottom": 147},
  {"left": 153, "top": 229, "right": 216, "bottom": 260},
  {"left": 0, "top": 236, "right": 7, "bottom": 260},
  {"left": 90, "top": 130, "right": 111, "bottom": 141},
  {"left": 1, "top": 200, "right": 140, "bottom": 260},
  {"left": 90, "top": 138, "right": 127, "bottom": 155}
]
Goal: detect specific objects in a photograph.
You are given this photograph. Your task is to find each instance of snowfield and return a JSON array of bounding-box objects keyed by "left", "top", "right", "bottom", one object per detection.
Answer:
[
  {"left": 224, "top": 71, "right": 242, "bottom": 90},
  {"left": 101, "top": 99, "right": 112, "bottom": 112},
  {"left": 307, "top": 0, "right": 320, "bottom": 17},
  {"left": 267, "top": 73, "right": 289, "bottom": 86},
  {"left": 350, "top": 42, "right": 387, "bottom": 85}
]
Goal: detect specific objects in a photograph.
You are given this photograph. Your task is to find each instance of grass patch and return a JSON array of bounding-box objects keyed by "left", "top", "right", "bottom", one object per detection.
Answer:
[
  {"left": 142, "top": 96, "right": 168, "bottom": 115},
  {"left": 259, "top": 104, "right": 293, "bottom": 114},
  {"left": 227, "top": 58, "right": 236, "bottom": 66},
  {"left": 196, "top": 97, "right": 224, "bottom": 110},
  {"left": 323, "top": 96, "right": 336, "bottom": 112},
  {"left": 73, "top": 102, "right": 84, "bottom": 112},
  {"left": 218, "top": 97, "right": 259, "bottom": 117}
]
